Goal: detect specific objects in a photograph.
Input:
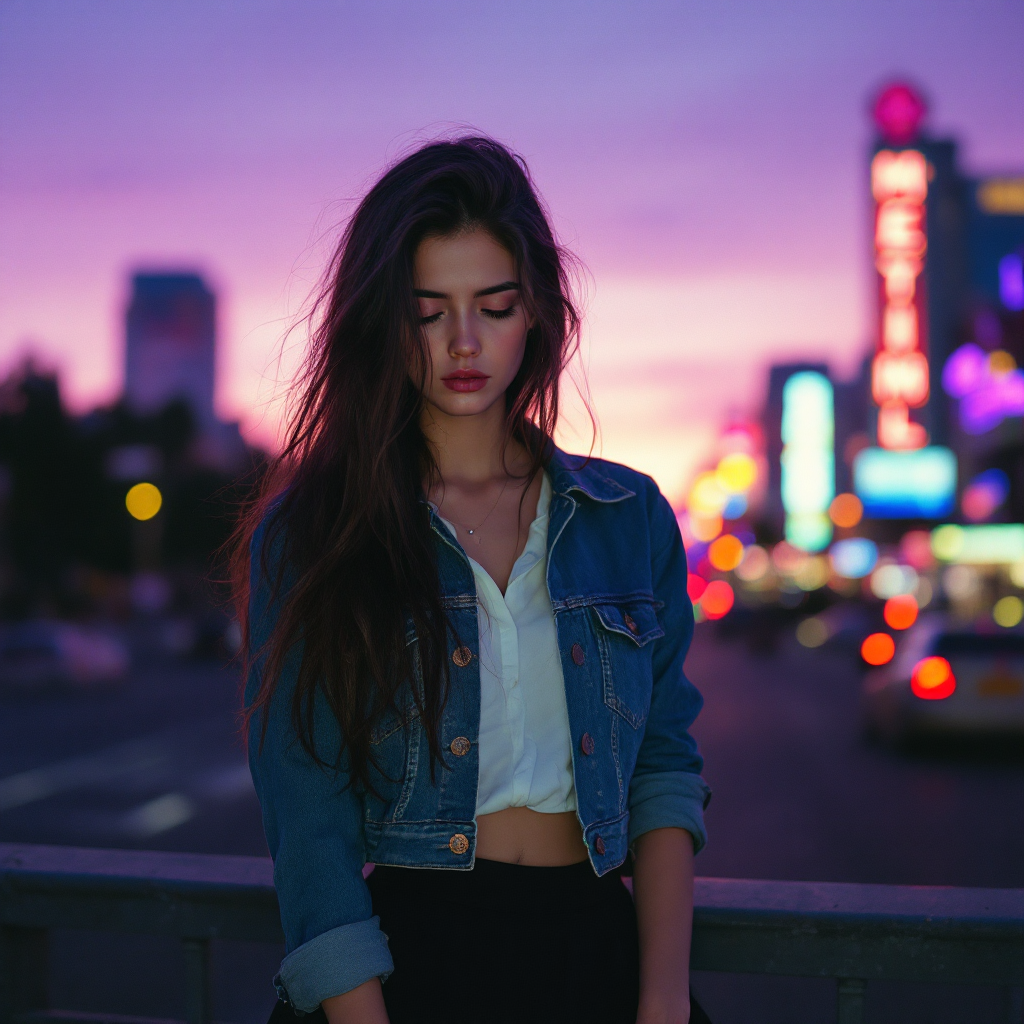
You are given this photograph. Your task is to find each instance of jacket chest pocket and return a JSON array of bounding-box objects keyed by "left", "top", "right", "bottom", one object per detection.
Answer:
[{"left": 590, "top": 598, "right": 664, "bottom": 730}]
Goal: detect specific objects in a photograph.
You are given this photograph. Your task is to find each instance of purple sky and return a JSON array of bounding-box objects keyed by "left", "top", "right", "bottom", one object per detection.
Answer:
[{"left": 2, "top": 1, "right": 1022, "bottom": 498}]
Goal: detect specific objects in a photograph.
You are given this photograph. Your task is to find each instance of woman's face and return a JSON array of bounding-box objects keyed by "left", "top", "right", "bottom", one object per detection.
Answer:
[{"left": 412, "top": 227, "right": 533, "bottom": 421}]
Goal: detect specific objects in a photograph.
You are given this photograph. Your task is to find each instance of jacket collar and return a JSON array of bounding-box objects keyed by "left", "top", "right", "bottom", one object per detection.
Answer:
[{"left": 547, "top": 446, "right": 635, "bottom": 504}]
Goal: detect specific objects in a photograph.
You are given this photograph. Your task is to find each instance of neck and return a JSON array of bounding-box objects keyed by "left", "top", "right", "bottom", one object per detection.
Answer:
[{"left": 421, "top": 400, "right": 516, "bottom": 486}]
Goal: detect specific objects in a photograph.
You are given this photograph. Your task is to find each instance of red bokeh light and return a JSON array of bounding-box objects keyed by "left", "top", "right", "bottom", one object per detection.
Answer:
[
  {"left": 872, "top": 82, "right": 927, "bottom": 145},
  {"left": 861, "top": 632, "right": 895, "bottom": 666},
  {"left": 883, "top": 594, "right": 918, "bottom": 630},
  {"left": 700, "top": 580, "right": 734, "bottom": 620},
  {"left": 911, "top": 656, "right": 955, "bottom": 700},
  {"left": 687, "top": 574, "right": 707, "bottom": 601}
]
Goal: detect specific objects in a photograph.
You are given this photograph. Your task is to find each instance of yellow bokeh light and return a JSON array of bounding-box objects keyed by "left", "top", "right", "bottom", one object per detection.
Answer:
[
  {"left": 126, "top": 482, "right": 163, "bottom": 521},
  {"left": 708, "top": 534, "right": 744, "bottom": 572},
  {"left": 689, "top": 471, "right": 728, "bottom": 515},
  {"left": 993, "top": 595, "right": 1024, "bottom": 629},
  {"left": 689, "top": 513, "right": 723, "bottom": 543},
  {"left": 988, "top": 350, "right": 1016, "bottom": 375},
  {"left": 715, "top": 453, "right": 757, "bottom": 495},
  {"left": 828, "top": 493, "right": 863, "bottom": 529}
]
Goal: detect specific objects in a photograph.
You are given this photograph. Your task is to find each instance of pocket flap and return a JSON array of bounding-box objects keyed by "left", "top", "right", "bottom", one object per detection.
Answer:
[{"left": 591, "top": 599, "right": 665, "bottom": 647}]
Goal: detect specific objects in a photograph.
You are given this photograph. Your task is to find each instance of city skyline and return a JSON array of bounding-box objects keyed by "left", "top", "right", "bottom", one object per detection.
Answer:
[{"left": 1, "top": 1, "right": 1022, "bottom": 500}]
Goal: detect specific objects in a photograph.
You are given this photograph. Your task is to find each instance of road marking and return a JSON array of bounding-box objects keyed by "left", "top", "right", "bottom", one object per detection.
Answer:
[
  {"left": 0, "top": 736, "right": 171, "bottom": 813},
  {"left": 124, "top": 792, "right": 196, "bottom": 837}
]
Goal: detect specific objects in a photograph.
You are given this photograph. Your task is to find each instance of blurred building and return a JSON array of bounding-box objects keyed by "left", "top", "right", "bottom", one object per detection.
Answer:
[{"left": 123, "top": 272, "right": 246, "bottom": 472}]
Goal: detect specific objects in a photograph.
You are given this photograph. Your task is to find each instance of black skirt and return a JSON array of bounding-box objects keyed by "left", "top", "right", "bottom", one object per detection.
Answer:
[{"left": 269, "top": 857, "right": 710, "bottom": 1024}]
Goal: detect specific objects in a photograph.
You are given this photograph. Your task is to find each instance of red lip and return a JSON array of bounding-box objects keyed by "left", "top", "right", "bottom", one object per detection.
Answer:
[{"left": 442, "top": 369, "right": 490, "bottom": 393}]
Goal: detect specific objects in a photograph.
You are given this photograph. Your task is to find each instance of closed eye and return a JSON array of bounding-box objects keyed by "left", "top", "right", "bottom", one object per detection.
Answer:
[
  {"left": 420, "top": 311, "right": 444, "bottom": 325},
  {"left": 482, "top": 305, "right": 517, "bottom": 320}
]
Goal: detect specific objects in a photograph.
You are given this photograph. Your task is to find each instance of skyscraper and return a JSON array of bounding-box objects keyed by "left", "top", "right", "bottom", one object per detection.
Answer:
[
  {"left": 124, "top": 273, "right": 217, "bottom": 430},
  {"left": 123, "top": 271, "right": 247, "bottom": 471}
]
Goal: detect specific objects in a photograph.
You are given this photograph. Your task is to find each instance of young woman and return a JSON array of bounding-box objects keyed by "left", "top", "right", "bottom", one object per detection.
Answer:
[{"left": 237, "top": 136, "right": 711, "bottom": 1024}]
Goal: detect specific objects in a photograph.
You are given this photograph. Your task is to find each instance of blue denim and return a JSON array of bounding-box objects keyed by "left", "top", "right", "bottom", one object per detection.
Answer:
[{"left": 246, "top": 448, "right": 710, "bottom": 1012}]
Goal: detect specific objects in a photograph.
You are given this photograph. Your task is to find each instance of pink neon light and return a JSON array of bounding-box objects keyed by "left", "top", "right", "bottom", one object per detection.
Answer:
[
  {"left": 872, "top": 83, "right": 927, "bottom": 145},
  {"left": 872, "top": 351, "right": 929, "bottom": 406},
  {"left": 877, "top": 401, "right": 928, "bottom": 450}
]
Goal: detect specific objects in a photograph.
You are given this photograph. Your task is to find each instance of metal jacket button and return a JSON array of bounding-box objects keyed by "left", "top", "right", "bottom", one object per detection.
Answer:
[
  {"left": 449, "top": 833, "right": 470, "bottom": 855},
  {"left": 594, "top": 835, "right": 606, "bottom": 856},
  {"left": 580, "top": 732, "right": 595, "bottom": 756},
  {"left": 452, "top": 646, "right": 473, "bottom": 668},
  {"left": 624, "top": 613, "right": 639, "bottom": 635},
  {"left": 571, "top": 642, "right": 586, "bottom": 666},
  {"left": 450, "top": 736, "right": 471, "bottom": 757}
]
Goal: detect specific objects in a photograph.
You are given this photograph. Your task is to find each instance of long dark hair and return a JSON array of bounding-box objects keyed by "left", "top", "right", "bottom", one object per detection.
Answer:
[{"left": 232, "top": 135, "right": 583, "bottom": 790}]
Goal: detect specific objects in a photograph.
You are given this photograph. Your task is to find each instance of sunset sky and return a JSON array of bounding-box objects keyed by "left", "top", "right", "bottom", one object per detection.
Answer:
[{"left": 1, "top": 1, "right": 1022, "bottom": 501}]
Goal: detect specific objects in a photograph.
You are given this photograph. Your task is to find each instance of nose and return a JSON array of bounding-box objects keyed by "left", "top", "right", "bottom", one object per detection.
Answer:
[{"left": 448, "top": 309, "right": 482, "bottom": 360}]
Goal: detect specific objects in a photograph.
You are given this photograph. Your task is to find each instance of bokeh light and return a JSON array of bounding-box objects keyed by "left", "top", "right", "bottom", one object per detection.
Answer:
[
  {"left": 861, "top": 632, "right": 895, "bottom": 666},
  {"left": 900, "top": 530, "right": 935, "bottom": 570},
  {"left": 735, "top": 545, "right": 770, "bottom": 582},
  {"left": 716, "top": 452, "right": 757, "bottom": 494},
  {"left": 688, "top": 512, "right": 723, "bottom": 543},
  {"left": 708, "top": 534, "right": 744, "bottom": 572},
  {"left": 883, "top": 594, "right": 918, "bottom": 630},
  {"left": 830, "top": 537, "right": 878, "bottom": 579},
  {"left": 961, "top": 468, "right": 1010, "bottom": 522},
  {"left": 126, "top": 482, "right": 162, "bottom": 521},
  {"left": 796, "top": 617, "right": 829, "bottom": 648},
  {"left": 772, "top": 541, "right": 806, "bottom": 574},
  {"left": 690, "top": 472, "right": 728, "bottom": 515},
  {"left": 931, "top": 524, "right": 964, "bottom": 561},
  {"left": 828, "top": 493, "right": 863, "bottom": 528},
  {"left": 911, "top": 656, "right": 956, "bottom": 700},
  {"left": 871, "top": 563, "right": 918, "bottom": 599},
  {"left": 1010, "top": 559, "right": 1024, "bottom": 588},
  {"left": 943, "top": 564, "right": 981, "bottom": 602},
  {"left": 701, "top": 580, "right": 735, "bottom": 620},
  {"left": 794, "top": 556, "right": 829, "bottom": 592},
  {"left": 686, "top": 574, "right": 708, "bottom": 601},
  {"left": 993, "top": 595, "right": 1024, "bottom": 628}
]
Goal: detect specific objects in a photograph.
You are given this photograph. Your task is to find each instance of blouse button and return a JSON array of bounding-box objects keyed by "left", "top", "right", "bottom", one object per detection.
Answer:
[
  {"left": 571, "top": 643, "right": 586, "bottom": 666},
  {"left": 451, "top": 646, "right": 473, "bottom": 668},
  {"left": 450, "top": 736, "right": 471, "bottom": 757},
  {"left": 594, "top": 835, "right": 606, "bottom": 856},
  {"left": 449, "top": 833, "right": 470, "bottom": 855},
  {"left": 624, "top": 613, "right": 639, "bottom": 635},
  {"left": 580, "top": 732, "right": 595, "bottom": 756}
]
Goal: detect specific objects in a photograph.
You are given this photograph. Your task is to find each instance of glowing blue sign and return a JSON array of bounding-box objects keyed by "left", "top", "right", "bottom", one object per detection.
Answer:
[
  {"left": 781, "top": 372, "right": 835, "bottom": 551},
  {"left": 854, "top": 446, "right": 957, "bottom": 518}
]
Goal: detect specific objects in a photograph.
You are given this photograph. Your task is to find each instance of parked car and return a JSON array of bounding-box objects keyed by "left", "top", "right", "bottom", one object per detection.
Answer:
[
  {"left": 863, "top": 616, "right": 1024, "bottom": 744},
  {"left": 0, "top": 621, "right": 130, "bottom": 691}
]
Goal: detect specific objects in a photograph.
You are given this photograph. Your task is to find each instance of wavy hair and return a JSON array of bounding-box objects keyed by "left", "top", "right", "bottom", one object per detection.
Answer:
[{"left": 232, "top": 135, "right": 583, "bottom": 791}]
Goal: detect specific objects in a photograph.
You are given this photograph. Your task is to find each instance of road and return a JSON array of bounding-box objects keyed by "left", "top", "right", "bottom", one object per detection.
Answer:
[{"left": 2, "top": 627, "right": 1022, "bottom": 1022}]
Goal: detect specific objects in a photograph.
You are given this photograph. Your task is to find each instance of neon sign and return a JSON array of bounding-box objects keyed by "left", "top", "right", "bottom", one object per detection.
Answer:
[
  {"left": 781, "top": 372, "right": 834, "bottom": 552},
  {"left": 871, "top": 148, "right": 930, "bottom": 449}
]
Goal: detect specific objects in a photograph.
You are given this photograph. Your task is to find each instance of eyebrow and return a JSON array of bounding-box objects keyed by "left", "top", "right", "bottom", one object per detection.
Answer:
[{"left": 414, "top": 281, "right": 520, "bottom": 299}]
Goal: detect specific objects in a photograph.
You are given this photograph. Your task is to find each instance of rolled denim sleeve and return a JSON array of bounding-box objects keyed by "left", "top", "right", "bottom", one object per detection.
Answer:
[
  {"left": 627, "top": 488, "right": 711, "bottom": 853},
  {"left": 246, "top": 516, "right": 393, "bottom": 1011}
]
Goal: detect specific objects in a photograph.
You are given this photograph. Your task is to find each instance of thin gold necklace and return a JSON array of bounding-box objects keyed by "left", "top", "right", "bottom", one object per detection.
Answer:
[{"left": 440, "top": 477, "right": 509, "bottom": 536}]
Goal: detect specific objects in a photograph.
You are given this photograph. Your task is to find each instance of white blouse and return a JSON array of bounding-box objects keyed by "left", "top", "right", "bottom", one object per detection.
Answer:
[{"left": 436, "top": 472, "right": 577, "bottom": 816}]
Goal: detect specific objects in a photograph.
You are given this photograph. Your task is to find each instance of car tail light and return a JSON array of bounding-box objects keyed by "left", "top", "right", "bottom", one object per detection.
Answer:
[
  {"left": 911, "top": 656, "right": 956, "bottom": 700},
  {"left": 861, "top": 632, "right": 895, "bottom": 666}
]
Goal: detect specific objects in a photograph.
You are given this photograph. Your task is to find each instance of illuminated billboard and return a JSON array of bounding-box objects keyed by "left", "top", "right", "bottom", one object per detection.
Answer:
[
  {"left": 781, "top": 372, "right": 834, "bottom": 551},
  {"left": 853, "top": 445, "right": 956, "bottom": 519},
  {"left": 871, "top": 146, "right": 930, "bottom": 449}
]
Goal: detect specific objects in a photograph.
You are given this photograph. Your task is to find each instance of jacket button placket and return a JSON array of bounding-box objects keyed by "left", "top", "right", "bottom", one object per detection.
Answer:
[{"left": 450, "top": 736, "right": 471, "bottom": 757}]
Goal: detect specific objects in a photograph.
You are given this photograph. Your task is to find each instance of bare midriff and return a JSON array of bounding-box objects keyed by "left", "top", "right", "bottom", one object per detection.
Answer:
[{"left": 475, "top": 807, "right": 588, "bottom": 866}]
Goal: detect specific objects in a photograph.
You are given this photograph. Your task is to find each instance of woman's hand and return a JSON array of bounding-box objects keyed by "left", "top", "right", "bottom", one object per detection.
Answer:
[
  {"left": 321, "top": 977, "right": 390, "bottom": 1024},
  {"left": 632, "top": 827, "right": 695, "bottom": 1024}
]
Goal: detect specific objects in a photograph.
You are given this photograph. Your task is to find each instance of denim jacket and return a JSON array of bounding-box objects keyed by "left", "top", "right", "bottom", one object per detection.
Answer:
[{"left": 246, "top": 448, "right": 710, "bottom": 1012}]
